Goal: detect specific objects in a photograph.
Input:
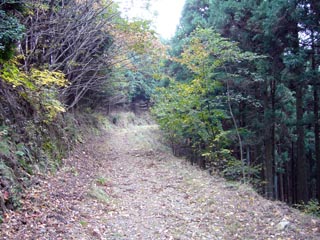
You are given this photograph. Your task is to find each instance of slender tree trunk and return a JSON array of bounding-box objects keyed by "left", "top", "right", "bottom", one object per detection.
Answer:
[
  {"left": 314, "top": 55, "right": 320, "bottom": 201},
  {"left": 290, "top": 141, "right": 296, "bottom": 204},
  {"left": 285, "top": 159, "right": 291, "bottom": 203},
  {"left": 316, "top": 88, "right": 320, "bottom": 201},
  {"left": 307, "top": 27, "right": 320, "bottom": 201},
  {"left": 261, "top": 77, "right": 274, "bottom": 199},
  {"left": 296, "top": 86, "right": 308, "bottom": 202},
  {"left": 271, "top": 79, "right": 277, "bottom": 199},
  {"left": 227, "top": 81, "right": 245, "bottom": 182},
  {"left": 246, "top": 146, "right": 250, "bottom": 177},
  {"left": 265, "top": 135, "right": 274, "bottom": 199},
  {"left": 288, "top": 18, "right": 308, "bottom": 203},
  {"left": 278, "top": 140, "right": 285, "bottom": 201}
]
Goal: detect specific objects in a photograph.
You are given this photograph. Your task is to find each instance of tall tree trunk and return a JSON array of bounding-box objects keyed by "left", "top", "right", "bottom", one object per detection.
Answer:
[
  {"left": 227, "top": 81, "right": 245, "bottom": 181},
  {"left": 312, "top": 36, "right": 320, "bottom": 201},
  {"left": 271, "top": 77, "right": 277, "bottom": 199},
  {"left": 290, "top": 141, "right": 295, "bottom": 204},
  {"left": 296, "top": 86, "right": 308, "bottom": 202},
  {"left": 308, "top": 5, "right": 320, "bottom": 199},
  {"left": 288, "top": 15, "right": 309, "bottom": 203},
  {"left": 316, "top": 84, "right": 320, "bottom": 201},
  {"left": 263, "top": 80, "right": 274, "bottom": 199}
]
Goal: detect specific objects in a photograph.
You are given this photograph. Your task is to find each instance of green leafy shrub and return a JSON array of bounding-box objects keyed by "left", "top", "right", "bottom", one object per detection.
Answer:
[
  {"left": 152, "top": 27, "right": 260, "bottom": 182},
  {"left": 0, "top": 59, "right": 68, "bottom": 123},
  {"left": 295, "top": 199, "right": 320, "bottom": 217},
  {"left": 223, "top": 159, "right": 261, "bottom": 182}
]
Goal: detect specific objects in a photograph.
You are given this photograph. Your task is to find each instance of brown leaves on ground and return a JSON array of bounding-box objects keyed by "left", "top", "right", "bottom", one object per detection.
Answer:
[{"left": 1, "top": 112, "right": 320, "bottom": 239}]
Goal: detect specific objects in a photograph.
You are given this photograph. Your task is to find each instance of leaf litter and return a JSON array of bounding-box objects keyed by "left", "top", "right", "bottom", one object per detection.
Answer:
[{"left": 1, "top": 112, "right": 320, "bottom": 239}]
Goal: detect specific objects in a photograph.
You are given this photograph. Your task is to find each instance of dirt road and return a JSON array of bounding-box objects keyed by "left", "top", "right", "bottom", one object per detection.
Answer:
[{"left": 1, "top": 112, "right": 319, "bottom": 239}]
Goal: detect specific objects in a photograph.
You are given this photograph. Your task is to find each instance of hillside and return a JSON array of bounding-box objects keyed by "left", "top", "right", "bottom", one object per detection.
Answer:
[{"left": 0, "top": 112, "right": 319, "bottom": 240}]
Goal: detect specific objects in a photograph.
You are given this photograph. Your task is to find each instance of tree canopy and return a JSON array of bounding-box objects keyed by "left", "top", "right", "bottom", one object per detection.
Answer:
[{"left": 152, "top": 0, "right": 320, "bottom": 206}]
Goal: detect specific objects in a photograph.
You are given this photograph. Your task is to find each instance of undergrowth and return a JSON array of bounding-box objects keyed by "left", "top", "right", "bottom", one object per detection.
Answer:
[
  {"left": 0, "top": 79, "right": 103, "bottom": 217},
  {"left": 295, "top": 199, "right": 320, "bottom": 218}
]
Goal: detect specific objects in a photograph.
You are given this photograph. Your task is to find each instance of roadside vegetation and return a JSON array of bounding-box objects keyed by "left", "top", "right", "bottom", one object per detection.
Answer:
[{"left": 1, "top": 0, "right": 320, "bottom": 228}]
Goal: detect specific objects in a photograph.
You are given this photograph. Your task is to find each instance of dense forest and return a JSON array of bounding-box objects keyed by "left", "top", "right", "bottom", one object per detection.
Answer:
[
  {"left": 152, "top": 0, "right": 320, "bottom": 206},
  {"left": 1, "top": 0, "right": 320, "bottom": 219}
]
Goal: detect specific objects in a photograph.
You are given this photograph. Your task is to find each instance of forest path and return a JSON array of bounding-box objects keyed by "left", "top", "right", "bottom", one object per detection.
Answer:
[{"left": 1, "top": 112, "right": 320, "bottom": 239}]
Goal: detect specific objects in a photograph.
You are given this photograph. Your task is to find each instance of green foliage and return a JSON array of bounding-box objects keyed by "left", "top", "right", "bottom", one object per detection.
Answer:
[
  {"left": 153, "top": 27, "right": 261, "bottom": 182},
  {"left": 165, "top": 0, "right": 320, "bottom": 203},
  {"left": 152, "top": 77, "right": 230, "bottom": 167},
  {"left": 0, "top": 0, "right": 168, "bottom": 215},
  {"left": 0, "top": 129, "right": 26, "bottom": 210},
  {"left": 0, "top": 59, "right": 68, "bottom": 122},
  {"left": 0, "top": 160, "right": 15, "bottom": 186},
  {"left": 295, "top": 199, "right": 320, "bottom": 217},
  {"left": 168, "top": 0, "right": 211, "bottom": 82},
  {"left": 0, "top": 64, "right": 101, "bottom": 212},
  {"left": 96, "top": 176, "right": 108, "bottom": 186},
  {"left": 176, "top": 27, "right": 259, "bottom": 79},
  {"left": 223, "top": 159, "right": 261, "bottom": 182},
  {"left": 30, "top": 69, "right": 68, "bottom": 87},
  {"left": 0, "top": 108, "right": 98, "bottom": 213},
  {"left": 0, "top": 9, "right": 25, "bottom": 60},
  {"left": 0, "top": 59, "right": 33, "bottom": 89},
  {"left": 0, "top": 126, "right": 11, "bottom": 157},
  {"left": 79, "top": 220, "right": 88, "bottom": 227},
  {"left": 88, "top": 185, "right": 110, "bottom": 204}
]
